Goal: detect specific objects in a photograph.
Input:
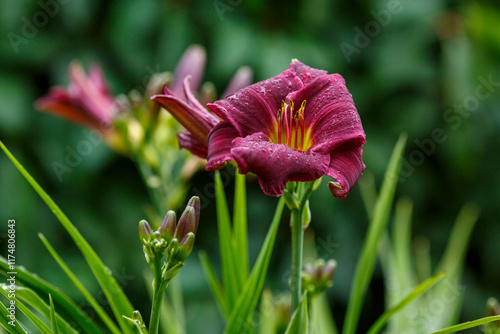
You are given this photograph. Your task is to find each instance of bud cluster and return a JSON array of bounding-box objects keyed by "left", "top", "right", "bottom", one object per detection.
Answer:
[
  {"left": 138, "top": 196, "right": 200, "bottom": 281},
  {"left": 302, "top": 259, "right": 337, "bottom": 299}
]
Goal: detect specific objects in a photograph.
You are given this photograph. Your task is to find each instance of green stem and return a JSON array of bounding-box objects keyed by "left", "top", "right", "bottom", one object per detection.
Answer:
[
  {"left": 149, "top": 257, "right": 164, "bottom": 334},
  {"left": 290, "top": 205, "right": 304, "bottom": 312}
]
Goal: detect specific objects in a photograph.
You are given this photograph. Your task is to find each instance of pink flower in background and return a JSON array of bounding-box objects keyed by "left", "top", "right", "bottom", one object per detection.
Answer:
[
  {"left": 35, "top": 62, "right": 116, "bottom": 129},
  {"left": 205, "top": 60, "right": 366, "bottom": 199}
]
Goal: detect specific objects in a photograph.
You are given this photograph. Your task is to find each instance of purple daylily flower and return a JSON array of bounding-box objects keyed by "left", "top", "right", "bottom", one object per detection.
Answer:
[
  {"left": 35, "top": 62, "right": 116, "bottom": 129},
  {"left": 205, "top": 60, "right": 366, "bottom": 199},
  {"left": 169, "top": 45, "right": 206, "bottom": 101},
  {"left": 152, "top": 64, "right": 253, "bottom": 159}
]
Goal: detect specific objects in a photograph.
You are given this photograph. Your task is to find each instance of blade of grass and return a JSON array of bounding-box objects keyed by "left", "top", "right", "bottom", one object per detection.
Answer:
[
  {"left": 38, "top": 233, "right": 121, "bottom": 334},
  {"left": 225, "top": 197, "right": 285, "bottom": 334},
  {"left": 0, "top": 296, "right": 27, "bottom": 333},
  {"left": 199, "top": 251, "right": 228, "bottom": 318},
  {"left": 0, "top": 140, "right": 134, "bottom": 334},
  {"left": 0, "top": 287, "right": 52, "bottom": 334},
  {"left": 435, "top": 203, "right": 480, "bottom": 276},
  {"left": 214, "top": 171, "right": 240, "bottom": 310},
  {"left": 0, "top": 256, "right": 103, "bottom": 333},
  {"left": 367, "top": 271, "right": 445, "bottom": 334},
  {"left": 233, "top": 172, "right": 249, "bottom": 286},
  {"left": 284, "top": 293, "right": 308, "bottom": 334},
  {"left": 258, "top": 290, "right": 275, "bottom": 334},
  {"left": 342, "top": 133, "right": 407, "bottom": 334},
  {"left": 430, "top": 203, "right": 480, "bottom": 328},
  {"left": 311, "top": 293, "right": 338, "bottom": 334},
  {"left": 8, "top": 286, "right": 78, "bottom": 334},
  {"left": 430, "top": 316, "right": 500, "bottom": 334},
  {"left": 392, "top": 198, "right": 415, "bottom": 292},
  {"left": 49, "top": 295, "right": 59, "bottom": 334}
]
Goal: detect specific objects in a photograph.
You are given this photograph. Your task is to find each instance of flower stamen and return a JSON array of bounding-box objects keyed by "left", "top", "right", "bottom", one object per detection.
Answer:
[{"left": 276, "top": 99, "right": 307, "bottom": 150}]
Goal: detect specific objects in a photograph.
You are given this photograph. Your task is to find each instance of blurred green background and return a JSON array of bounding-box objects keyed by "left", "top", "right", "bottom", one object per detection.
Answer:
[{"left": 1, "top": 0, "right": 499, "bottom": 332}]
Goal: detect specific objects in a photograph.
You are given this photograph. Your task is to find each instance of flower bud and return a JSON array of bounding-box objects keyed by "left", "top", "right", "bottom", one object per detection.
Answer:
[
  {"left": 177, "top": 233, "right": 195, "bottom": 262},
  {"left": 174, "top": 206, "right": 197, "bottom": 241},
  {"left": 487, "top": 297, "right": 500, "bottom": 317},
  {"left": 186, "top": 196, "right": 200, "bottom": 232},
  {"left": 167, "top": 238, "right": 179, "bottom": 260},
  {"left": 158, "top": 210, "right": 176, "bottom": 242},
  {"left": 132, "top": 310, "right": 143, "bottom": 322},
  {"left": 302, "top": 259, "right": 337, "bottom": 298},
  {"left": 138, "top": 220, "right": 153, "bottom": 243}
]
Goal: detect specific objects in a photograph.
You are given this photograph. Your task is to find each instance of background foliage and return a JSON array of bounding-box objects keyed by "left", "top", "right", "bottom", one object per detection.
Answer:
[{"left": 0, "top": 0, "right": 499, "bottom": 332}]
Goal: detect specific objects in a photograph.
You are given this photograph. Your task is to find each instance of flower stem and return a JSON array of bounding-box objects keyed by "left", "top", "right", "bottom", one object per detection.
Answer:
[
  {"left": 149, "top": 257, "right": 165, "bottom": 334},
  {"left": 290, "top": 204, "right": 304, "bottom": 312}
]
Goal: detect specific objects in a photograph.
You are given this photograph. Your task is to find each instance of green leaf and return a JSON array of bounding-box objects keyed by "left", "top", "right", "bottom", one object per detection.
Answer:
[
  {"left": 342, "top": 133, "right": 407, "bottom": 334},
  {"left": 435, "top": 203, "right": 480, "bottom": 276},
  {"left": 392, "top": 198, "right": 416, "bottom": 293},
  {"left": 166, "top": 276, "right": 186, "bottom": 334},
  {"left": 11, "top": 286, "right": 78, "bottom": 334},
  {"left": 0, "top": 286, "right": 52, "bottom": 334},
  {"left": 38, "top": 233, "right": 120, "bottom": 334},
  {"left": 0, "top": 256, "right": 102, "bottom": 333},
  {"left": 258, "top": 289, "right": 275, "bottom": 334},
  {"left": 430, "top": 316, "right": 500, "bottom": 334},
  {"left": 0, "top": 303, "right": 27, "bottom": 334},
  {"left": 367, "top": 271, "right": 445, "bottom": 334},
  {"left": 49, "top": 294, "right": 59, "bottom": 334},
  {"left": 199, "top": 251, "right": 228, "bottom": 317},
  {"left": 225, "top": 197, "right": 285, "bottom": 334},
  {"left": 214, "top": 170, "right": 241, "bottom": 310},
  {"left": 428, "top": 202, "right": 480, "bottom": 329},
  {"left": 0, "top": 295, "right": 27, "bottom": 333},
  {"left": 0, "top": 140, "right": 134, "bottom": 334},
  {"left": 285, "top": 293, "right": 308, "bottom": 334},
  {"left": 311, "top": 293, "right": 338, "bottom": 334},
  {"left": 233, "top": 172, "right": 249, "bottom": 286}
]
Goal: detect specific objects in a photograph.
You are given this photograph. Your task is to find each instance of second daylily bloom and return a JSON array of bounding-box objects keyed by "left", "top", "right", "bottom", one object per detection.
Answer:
[
  {"left": 35, "top": 62, "right": 117, "bottom": 129},
  {"left": 151, "top": 65, "right": 253, "bottom": 158},
  {"left": 206, "top": 60, "right": 366, "bottom": 199}
]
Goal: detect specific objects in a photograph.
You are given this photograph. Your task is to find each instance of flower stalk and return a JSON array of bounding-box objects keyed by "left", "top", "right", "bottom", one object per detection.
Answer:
[
  {"left": 285, "top": 179, "right": 320, "bottom": 313},
  {"left": 138, "top": 196, "right": 200, "bottom": 334}
]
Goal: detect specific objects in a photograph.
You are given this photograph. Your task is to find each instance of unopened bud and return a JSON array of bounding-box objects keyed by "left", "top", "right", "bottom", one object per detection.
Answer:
[
  {"left": 158, "top": 210, "right": 176, "bottom": 242},
  {"left": 167, "top": 238, "right": 179, "bottom": 260},
  {"left": 138, "top": 220, "right": 153, "bottom": 243},
  {"left": 177, "top": 233, "right": 195, "bottom": 262},
  {"left": 487, "top": 297, "right": 500, "bottom": 316},
  {"left": 186, "top": 196, "right": 200, "bottom": 232},
  {"left": 302, "top": 259, "right": 337, "bottom": 298},
  {"left": 175, "top": 206, "right": 197, "bottom": 240}
]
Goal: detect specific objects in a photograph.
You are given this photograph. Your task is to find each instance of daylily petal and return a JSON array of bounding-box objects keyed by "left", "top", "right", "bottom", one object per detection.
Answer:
[
  {"left": 207, "top": 70, "right": 303, "bottom": 138},
  {"left": 152, "top": 85, "right": 217, "bottom": 146},
  {"left": 35, "top": 87, "right": 101, "bottom": 128},
  {"left": 287, "top": 74, "right": 365, "bottom": 154},
  {"left": 88, "top": 64, "right": 113, "bottom": 97},
  {"left": 206, "top": 121, "right": 239, "bottom": 170},
  {"left": 170, "top": 45, "right": 206, "bottom": 98},
  {"left": 178, "top": 132, "right": 208, "bottom": 159},
  {"left": 230, "top": 133, "right": 330, "bottom": 197},
  {"left": 221, "top": 66, "right": 254, "bottom": 98},
  {"left": 68, "top": 62, "right": 115, "bottom": 126},
  {"left": 289, "top": 60, "right": 327, "bottom": 85},
  {"left": 325, "top": 141, "right": 365, "bottom": 200},
  {"left": 182, "top": 76, "right": 218, "bottom": 129}
]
